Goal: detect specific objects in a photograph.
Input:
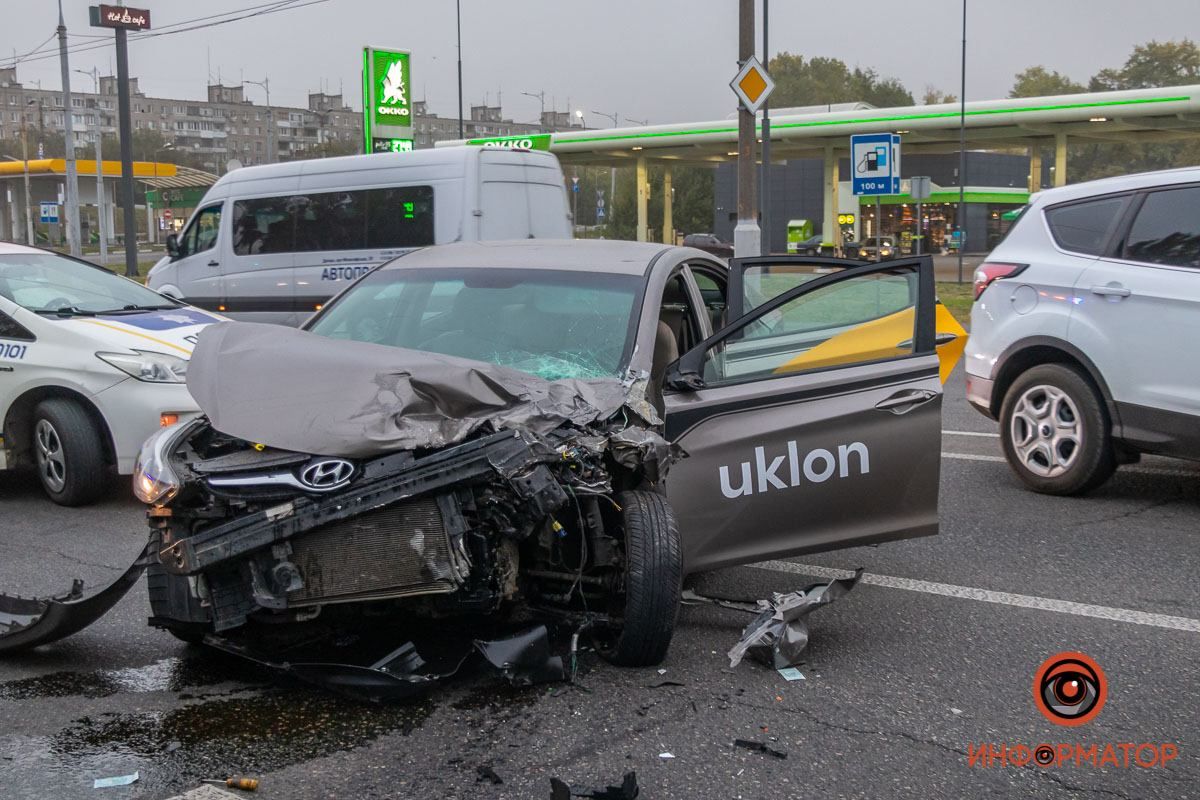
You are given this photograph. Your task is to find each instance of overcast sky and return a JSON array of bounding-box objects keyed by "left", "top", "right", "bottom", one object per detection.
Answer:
[{"left": 5, "top": 0, "right": 1196, "bottom": 125}]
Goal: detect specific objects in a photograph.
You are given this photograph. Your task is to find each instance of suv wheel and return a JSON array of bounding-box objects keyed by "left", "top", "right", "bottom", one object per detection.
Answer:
[
  {"left": 32, "top": 398, "right": 108, "bottom": 506},
  {"left": 596, "top": 490, "right": 682, "bottom": 667},
  {"left": 1000, "top": 364, "right": 1115, "bottom": 495}
]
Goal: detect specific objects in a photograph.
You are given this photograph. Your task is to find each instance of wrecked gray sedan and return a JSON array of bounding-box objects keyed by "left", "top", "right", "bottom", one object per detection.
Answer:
[{"left": 4, "top": 241, "right": 947, "bottom": 687}]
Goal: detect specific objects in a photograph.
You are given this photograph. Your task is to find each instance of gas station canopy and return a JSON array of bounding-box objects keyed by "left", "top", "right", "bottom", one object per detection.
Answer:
[
  {"left": 0, "top": 159, "right": 217, "bottom": 190},
  {"left": 446, "top": 85, "right": 1200, "bottom": 166}
]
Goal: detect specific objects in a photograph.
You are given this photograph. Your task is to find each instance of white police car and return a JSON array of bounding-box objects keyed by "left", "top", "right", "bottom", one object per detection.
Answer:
[{"left": 0, "top": 243, "right": 217, "bottom": 505}]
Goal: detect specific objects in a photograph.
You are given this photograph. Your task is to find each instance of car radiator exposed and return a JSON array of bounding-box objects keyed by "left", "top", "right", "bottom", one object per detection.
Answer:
[{"left": 287, "top": 497, "right": 457, "bottom": 606}]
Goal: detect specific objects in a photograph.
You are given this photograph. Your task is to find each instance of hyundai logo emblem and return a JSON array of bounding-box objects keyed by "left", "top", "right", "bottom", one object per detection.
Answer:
[{"left": 298, "top": 459, "right": 354, "bottom": 491}]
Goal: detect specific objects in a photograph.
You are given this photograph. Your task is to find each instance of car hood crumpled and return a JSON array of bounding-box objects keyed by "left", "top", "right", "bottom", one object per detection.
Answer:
[{"left": 187, "top": 321, "right": 664, "bottom": 459}]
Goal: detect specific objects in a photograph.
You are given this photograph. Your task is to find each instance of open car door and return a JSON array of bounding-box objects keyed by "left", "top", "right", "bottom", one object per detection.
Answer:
[{"left": 663, "top": 255, "right": 942, "bottom": 573}]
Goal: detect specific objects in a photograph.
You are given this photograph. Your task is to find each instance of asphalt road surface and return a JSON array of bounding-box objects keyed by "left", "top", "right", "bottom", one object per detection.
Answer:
[{"left": 1, "top": 366, "right": 1197, "bottom": 800}]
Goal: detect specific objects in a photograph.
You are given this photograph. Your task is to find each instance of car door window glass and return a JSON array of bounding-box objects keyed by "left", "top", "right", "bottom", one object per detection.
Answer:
[
  {"left": 1044, "top": 196, "right": 1125, "bottom": 255},
  {"left": 703, "top": 268, "right": 918, "bottom": 385},
  {"left": 1123, "top": 186, "right": 1200, "bottom": 268},
  {"left": 179, "top": 204, "right": 221, "bottom": 258},
  {"left": 740, "top": 261, "right": 855, "bottom": 319},
  {"left": 690, "top": 269, "right": 727, "bottom": 330},
  {"left": 233, "top": 197, "right": 295, "bottom": 255}
]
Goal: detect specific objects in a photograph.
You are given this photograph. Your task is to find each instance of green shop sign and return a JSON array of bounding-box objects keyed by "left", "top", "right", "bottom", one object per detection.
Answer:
[
  {"left": 465, "top": 133, "right": 552, "bottom": 151},
  {"left": 362, "top": 46, "right": 413, "bottom": 153}
]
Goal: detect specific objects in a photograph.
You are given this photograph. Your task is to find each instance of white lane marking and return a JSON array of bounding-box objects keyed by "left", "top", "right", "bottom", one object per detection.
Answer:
[
  {"left": 943, "top": 451, "right": 1004, "bottom": 462},
  {"left": 943, "top": 430, "right": 1000, "bottom": 438},
  {"left": 942, "top": 451, "right": 1200, "bottom": 477},
  {"left": 751, "top": 561, "right": 1200, "bottom": 633}
]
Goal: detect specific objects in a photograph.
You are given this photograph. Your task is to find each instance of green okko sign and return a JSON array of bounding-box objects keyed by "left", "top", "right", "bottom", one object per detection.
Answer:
[
  {"left": 466, "top": 133, "right": 552, "bottom": 151},
  {"left": 362, "top": 47, "right": 413, "bottom": 154}
]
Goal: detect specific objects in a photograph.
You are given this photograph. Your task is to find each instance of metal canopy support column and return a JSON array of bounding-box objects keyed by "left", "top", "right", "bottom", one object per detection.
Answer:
[
  {"left": 662, "top": 167, "right": 673, "bottom": 244},
  {"left": 1054, "top": 131, "right": 1067, "bottom": 187},
  {"left": 1029, "top": 145, "right": 1042, "bottom": 192},
  {"left": 823, "top": 144, "right": 838, "bottom": 252},
  {"left": 636, "top": 156, "right": 648, "bottom": 243}
]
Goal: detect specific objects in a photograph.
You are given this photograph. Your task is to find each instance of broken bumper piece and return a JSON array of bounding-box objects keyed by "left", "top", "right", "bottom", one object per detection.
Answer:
[
  {"left": 682, "top": 569, "right": 863, "bottom": 669},
  {"left": 204, "top": 623, "right": 566, "bottom": 702},
  {"left": 0, "top": 551, "right": 150, "bottom": 654}
]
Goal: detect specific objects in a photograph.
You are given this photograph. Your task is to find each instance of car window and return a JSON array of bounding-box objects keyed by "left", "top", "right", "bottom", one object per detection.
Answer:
[
  {"left": 179, "top": 204, "right": 221, "bottom": 258},
  {"left": 0, "top": 253, "right": 179, "bottom": 314},
  {"left": 738, "top": 261, "right": 854, "bottom": 322},
  {"left": 0, "top": 309, "right": 35, "bottom": 341},
  {"left": 690, "top": 269, "right": 727, "bottom": 330},
  {"left": 702, "top": 267, "right": 918, "bottom": 386},
  {"left": 1123, "top": 185, "right": 1200, "bottom": 268},
  {"left": 306, "top": 267, "right": 642, "bottom": 381},
  {"left": 1044, "top": 196, "right": 1125, "bottom": 255}
]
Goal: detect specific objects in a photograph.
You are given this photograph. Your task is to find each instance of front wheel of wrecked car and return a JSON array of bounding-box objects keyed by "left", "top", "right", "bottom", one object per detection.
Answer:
[{"left": 598, "top": 490, "right": 682, "bottom": 667}]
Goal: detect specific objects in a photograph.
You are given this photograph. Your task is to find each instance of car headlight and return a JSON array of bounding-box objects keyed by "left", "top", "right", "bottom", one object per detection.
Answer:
[
  {"left": 132, "top": 419, "right": 198, "bottom": 505},
  {"left": 97, "top": 350, "right": 188, "bottom": 383}
]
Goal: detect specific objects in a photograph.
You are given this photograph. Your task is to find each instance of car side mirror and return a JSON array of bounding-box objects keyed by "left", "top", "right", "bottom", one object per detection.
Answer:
[
  {"left": 664, "top": 350, "right": 706, "bottom": 392},
  {"left": 166, "top": 233, "right": 180, "bottom": 259}
]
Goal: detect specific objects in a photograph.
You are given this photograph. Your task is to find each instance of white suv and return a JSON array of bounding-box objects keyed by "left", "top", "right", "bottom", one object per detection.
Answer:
[{"left": 965, "top": 167, "right": 1200, "bottom": 495}]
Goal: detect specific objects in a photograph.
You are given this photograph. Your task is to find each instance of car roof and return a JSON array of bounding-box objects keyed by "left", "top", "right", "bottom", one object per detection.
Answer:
[
  {"left": 1031, "top": 165, "right": 1200, "bottom": 206},
  {"left": 382, "top": 239, "right": 681, "bottom": 276},
  {"left": 0, "top": 241, "right": 49, "bottom": 255}
]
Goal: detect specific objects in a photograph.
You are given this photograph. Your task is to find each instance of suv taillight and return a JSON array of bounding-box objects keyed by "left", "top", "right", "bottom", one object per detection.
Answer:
[{"left": 973, "top": 262, "right": 1028, "bottom": 300}]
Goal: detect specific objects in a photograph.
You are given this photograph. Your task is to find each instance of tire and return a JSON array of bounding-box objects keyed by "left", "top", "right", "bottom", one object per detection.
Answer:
[
  {"left": 999, "top": 364, "right": 1116, "bottom": 496},
  {"left": 598, "top": 490, "right": 683, "bottom": 667},
  {"left": 32, "top": 398, "right": 108, "bottom": 506}
]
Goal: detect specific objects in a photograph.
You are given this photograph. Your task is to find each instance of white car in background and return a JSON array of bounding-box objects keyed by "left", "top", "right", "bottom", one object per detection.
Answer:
[
  {"left": 966, "top": 167, "right": 1200, "bottom": 494},
  {"left": 0, "top": 243, "right": 217, "bottom": 505}
]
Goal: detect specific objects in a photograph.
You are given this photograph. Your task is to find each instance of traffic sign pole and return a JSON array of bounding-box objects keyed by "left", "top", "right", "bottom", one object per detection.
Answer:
[{"left": 734, "top": 0, "right": 761, "bottom": 258}]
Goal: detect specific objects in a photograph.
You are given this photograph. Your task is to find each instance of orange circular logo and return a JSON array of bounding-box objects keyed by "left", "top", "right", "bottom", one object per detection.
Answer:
[{"left": 1033, "top": 652, "right": 1107, "bottom": 726}]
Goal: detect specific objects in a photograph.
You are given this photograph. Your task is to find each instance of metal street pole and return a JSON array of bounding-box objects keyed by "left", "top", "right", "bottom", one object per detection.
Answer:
[
  {"left": 957, "top": 0, "right": 967, "bottom": 282},
  {"left": 20, "top": 106, "right": 34, "bottom": 244},
  {"left": 114, "top": 26, "right": 139, "bottom": 277},
  {"left": 734, "top": 0, "right": 760, "bottom": 257},
  {"left": 456, "top": 0, "right": 464, "bottom": 140},
  {"left": 57, "top": 0, "right": 81, "bottom": 256},
  {"left": 77, "top": 68, "right": 107, "bottom": 266},
  {"left": 760, "top": 0, "right": 771, "bottom": 255},
  {"left": 592, "top": 110, "right": 620, "bottom": 230}
]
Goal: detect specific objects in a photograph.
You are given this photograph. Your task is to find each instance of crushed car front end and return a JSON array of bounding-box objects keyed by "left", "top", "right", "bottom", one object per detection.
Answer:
[{"left": 131, "top": 321, "right": 682, "bottom": 678}]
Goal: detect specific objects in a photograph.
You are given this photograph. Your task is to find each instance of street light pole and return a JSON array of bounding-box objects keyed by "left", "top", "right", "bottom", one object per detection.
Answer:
[
  {"left": 76, "top": 67, "right": 106, "bottom": 266},
  {"left": 592, "top": 110, "right": 620, "bottom": 230},
  {"left": 734, "top": 0, "right": 760, "bottom": 257},
  {"left": 522, "top": 90, "right": 546, "bottom": 128},
  {"left": 456, "top": 0, "right": 464, "bottom": 140},
  {"left": 244, "top": 78, "right": 274, "bottom": 163},
  {"left": 20, "top": 103, "right": 35, "bottom": 245},
  {"left": 57, "top": 0, "right": 81, "bottom": 257},
  {"left": 957, "top": 0, "right": 967, "bottom": 282}
]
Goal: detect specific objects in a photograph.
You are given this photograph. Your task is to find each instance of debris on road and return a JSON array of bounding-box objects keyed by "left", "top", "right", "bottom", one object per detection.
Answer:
[
  {"left": 200, "top": 778, "right": 258, "bottom": 792},
  {"left": 550, "top": 770, "right": 639, "bottom": 799},
  {"left": 777, "top": 667, "right": 805, "bottom": 681},
  {"left": 0, "top": 554, "right": 148, "bottom": 654},
  {"left": 657, "top": 752, "right": 675, "bottom": 760},
  {"left": 476, "top": 765, "right": 504, "bottom": 785},
  {"left": 92, "top": 772, "right": 139, "bottom": 788},
  {"left": 682, "top": 570, "right": 863, "bottom": 669},
  {"left": 733, "top": 739, "right": 788, "bottom": 759}
]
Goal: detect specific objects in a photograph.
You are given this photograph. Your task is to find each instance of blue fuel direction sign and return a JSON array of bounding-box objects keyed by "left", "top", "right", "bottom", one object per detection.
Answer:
[{"left": 851, "top": 133, "right": 901, "bottom": 196}]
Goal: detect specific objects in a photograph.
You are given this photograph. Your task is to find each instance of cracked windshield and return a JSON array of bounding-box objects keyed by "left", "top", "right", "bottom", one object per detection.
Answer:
[{"left": 307, "top": 267, "right": 641, "bottom": 380}]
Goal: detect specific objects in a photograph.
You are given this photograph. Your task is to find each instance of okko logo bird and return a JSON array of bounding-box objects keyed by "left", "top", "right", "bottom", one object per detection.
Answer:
[{"left": 382, "top": 60, "right": 407, "bottom": 106}]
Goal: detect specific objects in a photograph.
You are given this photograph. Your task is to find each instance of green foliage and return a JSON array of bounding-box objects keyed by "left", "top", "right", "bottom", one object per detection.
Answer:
[
  {"left": 770, "top": 52, "right": 914, "bottom": 109},
  {"left": 922, "top": 86, "right": 957, "bottom": 105},
  {"left": 1009, "top": 66, "right": 1085, "bottom": 98},
  {"left": 1088, "top": 39, "right": 1200, "bottom": 91}
]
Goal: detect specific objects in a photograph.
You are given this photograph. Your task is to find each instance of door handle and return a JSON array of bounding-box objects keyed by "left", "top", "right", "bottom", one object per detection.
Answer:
[
  {"left": 1090, "top": 284, "right": 1131, "bottom": 298},
  {"left": 207, "top": 260, "right": 220, "bottom": 267},
  {"left": 875, "top": 389, "right": 938, "bottom": 414},
  {"left": 896, "top": 332, "right": 958, "bottom": 350}
]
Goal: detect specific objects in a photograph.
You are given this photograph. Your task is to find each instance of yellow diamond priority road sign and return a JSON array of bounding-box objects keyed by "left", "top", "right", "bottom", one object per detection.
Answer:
[{"left": 730, "top": 56, "right": 775, "bottom": 114}]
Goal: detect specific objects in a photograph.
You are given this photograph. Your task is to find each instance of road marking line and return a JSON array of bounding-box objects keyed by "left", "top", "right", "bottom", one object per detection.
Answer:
[
  {"left": 943, "top": 430, "right": 1000, "bottom": 437},
  {"left": 751, "top": 561, "right": 1200, "bottom": 633},
  {"left": 942, "top": 451, "right": 1199, "bottom": 477}
]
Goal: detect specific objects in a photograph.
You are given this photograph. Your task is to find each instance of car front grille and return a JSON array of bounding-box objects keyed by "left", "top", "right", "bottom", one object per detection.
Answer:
[{"left": 287, "top": 497, "right": 458, "bottom": 606}]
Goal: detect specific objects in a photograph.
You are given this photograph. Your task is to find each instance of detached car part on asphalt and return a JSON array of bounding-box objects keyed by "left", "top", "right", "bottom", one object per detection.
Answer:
[{"left": 1, "top": 241, "right": 959, "bottom": 688}]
